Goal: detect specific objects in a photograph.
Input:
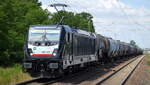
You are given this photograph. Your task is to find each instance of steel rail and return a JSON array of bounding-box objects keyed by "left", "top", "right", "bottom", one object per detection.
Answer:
[{"left": 96, "top": 55, "right": 144, "bottom": 85}]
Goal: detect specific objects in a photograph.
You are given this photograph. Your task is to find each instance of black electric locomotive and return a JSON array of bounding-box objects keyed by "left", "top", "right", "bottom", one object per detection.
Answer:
[{"left": 23, "top": 25, "right": 98, "bottom": 77}]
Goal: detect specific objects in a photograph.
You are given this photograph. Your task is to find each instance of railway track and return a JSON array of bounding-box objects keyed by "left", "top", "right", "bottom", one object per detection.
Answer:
[
  {"left": 15, "top": 77, "right": 62, "bottom": 85},
  {"left": 47, "top": 56, "right": 141, "bottom": 85},
  {"left": 15, "top": 66, "right": 91, "bottom": 85},
  {"left": 15, "top": 55, "right": 144, "bottom": 85},
  {"left": 95, "top": 55, "right": 144, "bottom": 85}
]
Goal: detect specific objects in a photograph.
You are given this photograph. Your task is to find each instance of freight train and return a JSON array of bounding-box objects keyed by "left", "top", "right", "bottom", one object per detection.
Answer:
[{"left": 23, "top": 25, "right": 143, "bottom": 78}]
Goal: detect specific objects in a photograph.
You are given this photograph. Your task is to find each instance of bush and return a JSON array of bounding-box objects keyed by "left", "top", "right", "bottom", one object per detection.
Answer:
[
  {"left": 147, "top": 54, "right": 150, "bottom": 66},
  {"left": 0, "top": 64, "right": 32, "bottom": 85}
]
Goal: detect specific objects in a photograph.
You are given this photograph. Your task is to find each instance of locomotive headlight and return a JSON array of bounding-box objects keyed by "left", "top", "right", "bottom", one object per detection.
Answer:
[
  {"left": 53, "top": 53, "right": 56, "bottom": 56},
  {"left": 52, "top": 49, "right": 58, "bottom": 56}
]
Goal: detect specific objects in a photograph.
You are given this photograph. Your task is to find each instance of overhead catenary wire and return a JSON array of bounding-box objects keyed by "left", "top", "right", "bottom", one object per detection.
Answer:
[
  {"left": 65, "top": 0, "right": 78, "bottom": 13},
  {"left": 66, "top": 0, "right": 138, "bottom": 37},
  {"left": 49, "top": 0, "right": 147, "bottom": 31},
  {"left": 66, "top": 0, "right": 92, "bottom": 13},
  {"left": 116, "top": 0, "right": 148, "bottom": 30},
  {"left": 48, "top": 0, "right": 77, "bottom": 14},
  {"left": 47, "top": 0, "right": 148, "bottom": 31},
  {"left": 70, "top": 0, "right": 119, "bottom": 37},
  {"left": 116, "top": 0, "right": 150, "bottom": 43}
]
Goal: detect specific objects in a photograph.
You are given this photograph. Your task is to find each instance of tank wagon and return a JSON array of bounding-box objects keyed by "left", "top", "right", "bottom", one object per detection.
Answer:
[{"left": 23, "top": 25, "right": 143, "bottom": 78}]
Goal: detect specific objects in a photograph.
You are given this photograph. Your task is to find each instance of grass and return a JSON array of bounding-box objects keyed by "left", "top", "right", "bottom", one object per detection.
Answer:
[
  {"left": 146, "top": 53, "right": 150, "bottom": 66},
  {"left": 0, "top": 64, "right": 32, "bottom": 85}
]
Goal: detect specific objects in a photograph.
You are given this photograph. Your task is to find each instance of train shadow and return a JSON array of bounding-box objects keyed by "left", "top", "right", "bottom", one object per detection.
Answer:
[{"left": 58, "top": 56, "right": 136, "bottom": 84}]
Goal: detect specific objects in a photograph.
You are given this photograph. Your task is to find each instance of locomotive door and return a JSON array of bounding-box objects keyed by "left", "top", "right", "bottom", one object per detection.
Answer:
[
  {"left": 67, "top": 33, "right": 73, "bottom": 63},
  {"left": 69, "top": 33, "right": 73, "bottom": 63}
]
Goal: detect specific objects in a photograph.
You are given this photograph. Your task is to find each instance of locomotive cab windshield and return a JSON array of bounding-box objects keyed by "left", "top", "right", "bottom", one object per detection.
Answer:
[{"left": 27, "top": 25, "right": 61, "bottom": 59}]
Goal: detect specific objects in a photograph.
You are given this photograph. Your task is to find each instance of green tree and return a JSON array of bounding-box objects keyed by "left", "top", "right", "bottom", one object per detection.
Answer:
[
  {"left": 0, "top": 0, "right": 95, "bottom": 66},
  {"left": 0, "top": 0, "right": 51, "bottom": 66},
  {"left": 130, "top": 40, "right": 136, "bottom": 45},
  {"left": 50, "top": 11, "right": 95, "bottom": 32},
  {"left": 130, "top": 40, "right": 139, "bottom": 48}
]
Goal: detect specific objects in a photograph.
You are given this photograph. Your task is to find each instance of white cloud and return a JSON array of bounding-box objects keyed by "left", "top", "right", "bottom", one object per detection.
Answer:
[{"left": 39, "top": 0, "right": 150, "bottom": 48}]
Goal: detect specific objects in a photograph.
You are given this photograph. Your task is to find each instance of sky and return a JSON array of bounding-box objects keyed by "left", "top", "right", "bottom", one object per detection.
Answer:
[{"left": 38, "top": 0, "right": 150, "bottom": 49}]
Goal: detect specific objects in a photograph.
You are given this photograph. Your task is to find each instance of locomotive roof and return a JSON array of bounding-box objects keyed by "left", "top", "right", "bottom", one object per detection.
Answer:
[
  {"left": 63, "top": 25, "right": 96, "bottom": 38},
  {"left": 29, "top": 24, "right": 96, "bottom": 38},
  {"left": 29, "top": 25, "right": 61, "bottom": 29}
]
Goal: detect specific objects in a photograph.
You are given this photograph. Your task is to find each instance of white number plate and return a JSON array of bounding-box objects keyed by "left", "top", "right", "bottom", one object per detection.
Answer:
[{"left": 49, "top": 63, "right": 58, "bottom": 68}]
